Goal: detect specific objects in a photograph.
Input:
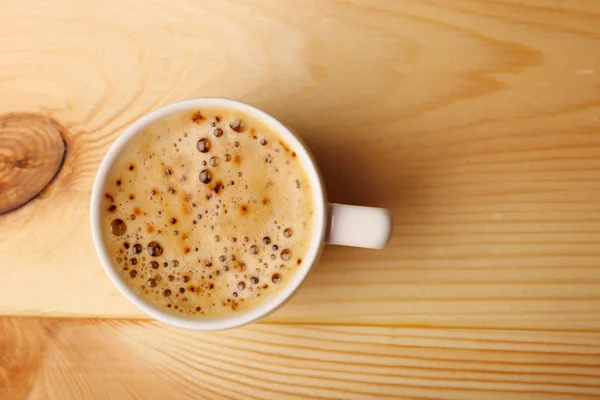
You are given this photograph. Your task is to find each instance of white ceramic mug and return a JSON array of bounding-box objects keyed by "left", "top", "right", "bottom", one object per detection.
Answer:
[{"left": 91, "top": 98, "right": 392, "bottom": 330}]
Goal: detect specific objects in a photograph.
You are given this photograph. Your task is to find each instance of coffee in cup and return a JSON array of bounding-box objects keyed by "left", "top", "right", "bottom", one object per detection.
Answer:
[{"left": 101, "top": 107, "right": 315, "bottom": 317}]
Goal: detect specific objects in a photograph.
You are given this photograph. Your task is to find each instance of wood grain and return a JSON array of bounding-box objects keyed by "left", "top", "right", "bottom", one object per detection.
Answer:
[
  {"left": 1, "top": 317, "right": 600, "bottom": 400},
  {"left": 0, "top": 114, "right": 66, "bottom": 214},
  {"left": 0, "top": 0, "right": 600, "bottom": 328}
]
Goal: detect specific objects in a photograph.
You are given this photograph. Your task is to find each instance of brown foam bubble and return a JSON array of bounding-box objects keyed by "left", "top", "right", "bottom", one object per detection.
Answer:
[
  {"left": 192, "top": 112, "right": 204, "bottom": 123},
  {"left": 197, "top": 138, "right": 211, "bottom": 153},
  {"left": 230, "top": 119, "right": 244, "bottom": 132},
  {"left": 110, "top": 219, "right": 126, "bottom": 236},
  {"left": 199, "top": 170, "right": 212, "bottom": 184},
  {"left": 280, "top": 249, "right": 292, "bottom": 261},
  {"left": 147, "top": 241, "right": 163, "bottom": 257}
]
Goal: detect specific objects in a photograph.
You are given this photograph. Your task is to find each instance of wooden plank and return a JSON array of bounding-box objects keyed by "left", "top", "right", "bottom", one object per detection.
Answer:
[
  {"left": 1, "top": 317, "right": 600, "bottom": 399},
  {"left": 1, "top": 0, "right": 600, "bottom": 329}
]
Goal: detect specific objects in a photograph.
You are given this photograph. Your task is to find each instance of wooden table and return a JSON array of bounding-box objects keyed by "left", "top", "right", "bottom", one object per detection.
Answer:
[{"left": 1, "top": 0, "right": 600, "bottom": 398}]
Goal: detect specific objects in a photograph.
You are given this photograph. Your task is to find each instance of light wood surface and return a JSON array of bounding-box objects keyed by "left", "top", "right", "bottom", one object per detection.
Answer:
[
  {"left": 1, "top": 0, "right": 600, "bottom": 398},
  {"left": 2, "top": 317, "right": 600, "bottom": 400}
]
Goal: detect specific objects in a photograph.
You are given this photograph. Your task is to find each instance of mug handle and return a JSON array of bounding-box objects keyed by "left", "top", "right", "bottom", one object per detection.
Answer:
[{"left": 327, "top": 203, "right": 393, "bottom": 249}]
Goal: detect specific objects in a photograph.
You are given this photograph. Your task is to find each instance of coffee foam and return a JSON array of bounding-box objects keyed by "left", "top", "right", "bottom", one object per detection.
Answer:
[{"left": 101, "top": 108, "right": 314, "bottom": 317}]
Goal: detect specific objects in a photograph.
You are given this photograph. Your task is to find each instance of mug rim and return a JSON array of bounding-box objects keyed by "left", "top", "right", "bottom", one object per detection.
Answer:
[{"left": 90, "top": 98, "right": 327, "bottom": 330}]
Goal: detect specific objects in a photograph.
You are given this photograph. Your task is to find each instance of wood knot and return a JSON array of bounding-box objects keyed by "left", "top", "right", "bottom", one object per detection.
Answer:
[{"left": 0, "top": 113, "right": 67, "bottom": 214}]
